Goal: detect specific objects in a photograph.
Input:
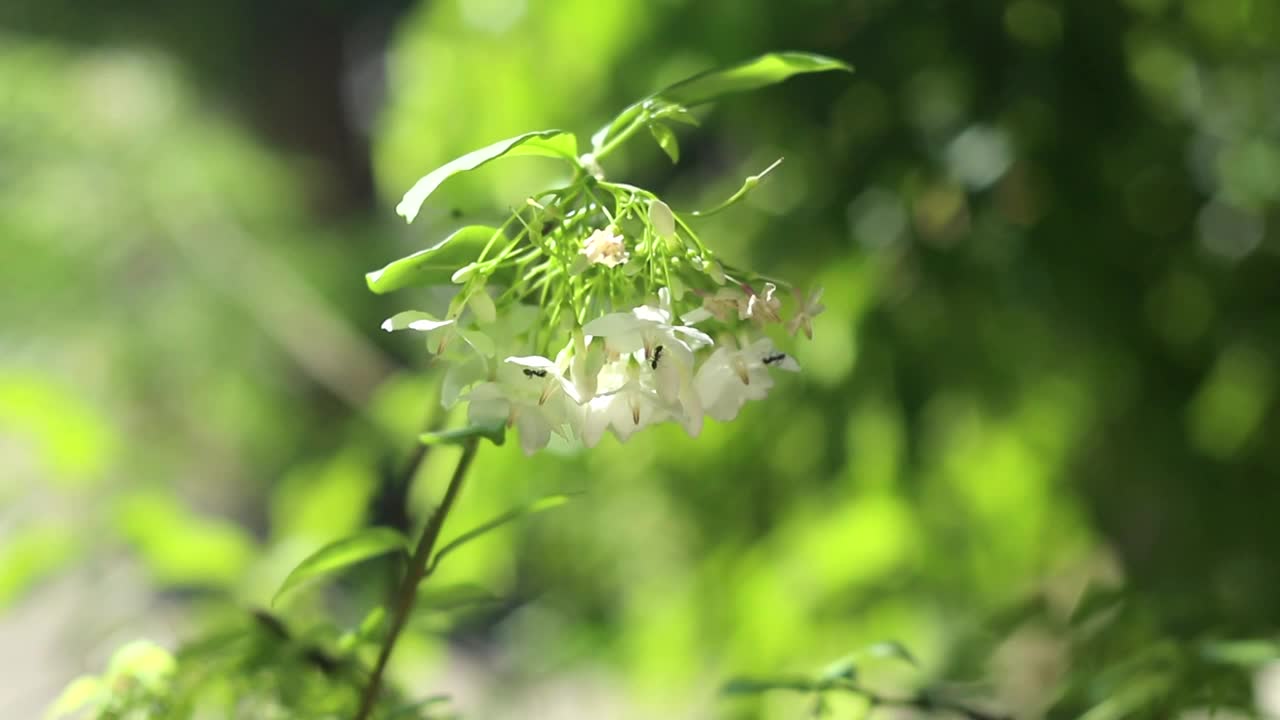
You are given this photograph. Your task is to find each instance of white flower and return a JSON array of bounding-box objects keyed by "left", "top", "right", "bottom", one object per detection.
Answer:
[
  {"left": 583, "top": 289, "right": 712, "bottom": 359},
  {"left": 381, "top": 311, "right": 495, "bottom": 357},
  {"left": 786, "top": 287, "right": 825, "bottom": 340},
  {"left": 463, "top": 355, "right": 581, "bottom": 455},
  {"left": 581, "top": 359, "right": 673, "bottom": 446},
  {"left": 742, "top": 282, "right": 782, "bottom": 326},
  {"left": 557, "top": 330, "right": 603, "bottom": 405},
  {"left": 681, "top": 287, "right": 747, "bottom": 325},
  {"left": 582, "top": 227, "right": 629, "bottom": 268},
  {"left": 584, "top": 291, "right": 711, "bottom": 427},
  {"left": 694, "top": 337, "right": 800, "bottom": 422}
]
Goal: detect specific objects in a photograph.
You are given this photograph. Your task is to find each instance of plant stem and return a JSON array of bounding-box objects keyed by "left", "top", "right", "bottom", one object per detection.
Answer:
[
  {"left": 354, "top": 437, "right": 480, "bottom": 720},
  {"left": 593, "top": 110, "right": 648, "bottom": 162}
]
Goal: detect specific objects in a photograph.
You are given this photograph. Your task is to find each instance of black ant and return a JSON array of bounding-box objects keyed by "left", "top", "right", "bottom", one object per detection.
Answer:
[
  {"left": 523, "top": 368, "right": 548, "bottom": 378},
  {"left": 762, "top": 352, "right": 787, "bottom": 366},
  {"left": 650, "top": 345, "right": 664, "bottom": 370}
]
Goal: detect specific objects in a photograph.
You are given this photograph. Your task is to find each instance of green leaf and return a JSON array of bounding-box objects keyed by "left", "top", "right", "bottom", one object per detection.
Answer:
[
  {"left": 818, "top": 655, "right": 858, "bottom": 683},
  {"left": 1069, "top": 585, "right": 1126, "bottom": 627},
  {"left": 396, "top": 130, "right": 579, "bottom": 223},
  {"left": 649, "top": 122, "right": 679, "bottom": 163},
  {"left": 721, "top": 676, "right": 815, "bottom": 695},
  {"left": 429, "top": 494, "right": 576, "bottom": 570},
  {"left": 593, "top": 52, "right": 851, "bottom": 152},
  {"left": 690, "top": 158, "right": 783, "bottom": 217},
  {"left": 864, "top": 640, "right": 918, "bottom": 667},
  {"left": 45, "top": 676, "right": 103, "bottom": 720},
  {"left": 271, "top": 527, "right": 408, "bottom": 606},
  {"left": 385, "top": 695, "right": 450, "bottom": 720},
  {"left": 654, "top": 102, "right": 700, "bottom": 126},
  {"left": 658, "top": 51, "right": 852, "bottom": 108},
  {"left": 419, "top": 422, "right": 506, "bottom": 447},
  {"left": 1202, "top": 639, "right": 1280, "bottom": 668},
  {"left": 366, "top": 225, "right": 502, "bottom": 294},
  {"left": 415, "top": 582, "right": 504, "bottom": 613}
]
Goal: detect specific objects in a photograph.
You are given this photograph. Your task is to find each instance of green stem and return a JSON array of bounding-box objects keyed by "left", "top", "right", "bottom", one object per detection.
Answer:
[
  {"left": 593, "top": 111, "right": 648, "bottom": 162},
  {"left": 354, "top": 438, "right": 480, "bottom": 720}
]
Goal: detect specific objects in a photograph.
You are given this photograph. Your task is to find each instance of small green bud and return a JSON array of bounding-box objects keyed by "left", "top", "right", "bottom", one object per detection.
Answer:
[
  {"left": 451, "top": 263, "right": 478, "bottom": 284},
  {"left": 648, "top": 198, "right": 676, "bottom": 238}
]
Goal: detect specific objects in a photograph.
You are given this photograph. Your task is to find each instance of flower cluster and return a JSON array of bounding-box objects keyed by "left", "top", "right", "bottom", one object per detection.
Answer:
[{"left": 384, "top": 191, "right": 823, "bottom": 454}]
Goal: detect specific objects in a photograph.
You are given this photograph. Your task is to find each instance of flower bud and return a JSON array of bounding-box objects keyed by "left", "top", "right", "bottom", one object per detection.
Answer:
[{"left": 648, "top": 198, "right": 676, "bottom": 238}]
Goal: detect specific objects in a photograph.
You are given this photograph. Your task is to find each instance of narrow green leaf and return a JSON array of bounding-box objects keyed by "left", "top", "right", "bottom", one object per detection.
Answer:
[
  {"left": 1069, "top": 585, "right": 1126, "bottom": 627},
  {"left": 655, "top": 102, "right": 700, "bottom": 126},
  {"left": 358, "top": 606, "right": 387, "bottom": 640},
  {"left": 690, "top": 158, "right": 784, "bottom": 217},
  {"left": 429, "top": 494, "right": 576, "bottom": 570},
  {"left": 1202, "top": 639, "right": 1280, "bottom": 668},
  {"left": 366, "top": 225, "right": 502, "bottom": 294},
  {"left": 593, "top": 52, "right": 851, "bottom": 152},
  {"left": 396, "top": 130, "right": 580, "bottom": 223},
  {"left": 419, "top": 422, "right": 506, "bottom": 447},
  {"left": 819, "top": 655, "right": 858, "bottom": 683},
  {"left": 271, "top": 527, "right": 408, "bottom": 606},
  {"left": 385, "top": 695, "right": 450, "bottom": 720},
  {"left": 415, "top": 582, "right": 504, "bottom": 613},
  {"left": 649, "top": 122, "right": 680, "bottom": 163},
  {"left": 660, "top": 51, "right": 851, "bottom": 107},
  {"left": 722, "top": 676, "right": 815, "bottom": 695},
  {"left": 864, "top": 641, "right": 918, "bottom": 667}
]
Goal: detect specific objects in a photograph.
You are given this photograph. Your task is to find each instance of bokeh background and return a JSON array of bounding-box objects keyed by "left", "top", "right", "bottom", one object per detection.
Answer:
[{"left": 3, "top": 0, "right": 1280, "bottom": 718}]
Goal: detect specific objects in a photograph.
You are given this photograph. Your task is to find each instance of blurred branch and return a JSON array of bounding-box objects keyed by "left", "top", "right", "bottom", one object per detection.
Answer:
[
  {"left": 355, "top": 437, "right": 479, "bottom": 720},
  {"left": 150, "top": 173, "right": 396, "bottom": 410}
]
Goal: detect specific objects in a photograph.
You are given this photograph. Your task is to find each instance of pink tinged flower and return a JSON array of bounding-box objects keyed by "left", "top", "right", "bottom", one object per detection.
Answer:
[
  {"left": 742, "top": 282, "right": 782, "bottom": 326},
  {"left": 681, "top": 287, "right": 746, "bottom": 325},
  {"left": 581, "top": 227, "right": 629, "bottom": 268},
  {"left": 694, "top": 337, "right": 800, "bottom": 422},
  {"left": 787, "top": 287, "right": 826, "bottom": 340}
]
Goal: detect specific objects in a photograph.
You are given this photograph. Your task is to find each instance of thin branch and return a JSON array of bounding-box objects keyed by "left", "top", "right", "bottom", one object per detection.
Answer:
[{"left": 354, "top": 437, "right": 480, "bottom": 720}]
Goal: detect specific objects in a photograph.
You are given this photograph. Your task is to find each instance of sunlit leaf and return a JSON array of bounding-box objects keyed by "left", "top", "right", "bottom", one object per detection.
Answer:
[
  {"left": 396, "top": 130, "right": 579, "bottom": 223},
  {"left": 594, "top": 52, "right": 851, "bottom": 152},
  {"left": 419, "top": 422, "right": 506, "bottom": 447},
  {"left": 271, "top": 527, "right": 408, "bottom": 606},
  {"left": 649, "top": 122, "right": 679, "bottom": 163},
  {"left": 45, "top": 676, "right": 102, "bottom": 720},
  {"left": 429, "top": 494, "right": 576, "bottom": 570},
  {"left": 658, "top": 51, "right": 852, "bottom": 107},
  {"left": 366, "top": 225, "right": 502, "bottom": 294},
  {"left": 1202, "top": 639, "right": 1280, "bottom": 668}
]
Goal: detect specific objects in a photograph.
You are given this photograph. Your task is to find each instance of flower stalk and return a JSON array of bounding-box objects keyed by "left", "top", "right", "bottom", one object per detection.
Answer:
[{"left": 354, "top": 437, "right": 480, "bottom": 720}]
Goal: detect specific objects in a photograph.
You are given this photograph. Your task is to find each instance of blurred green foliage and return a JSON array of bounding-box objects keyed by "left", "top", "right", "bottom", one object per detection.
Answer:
[{"left": 3, "top": 0, "right": 1280, "bottom": 717}]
